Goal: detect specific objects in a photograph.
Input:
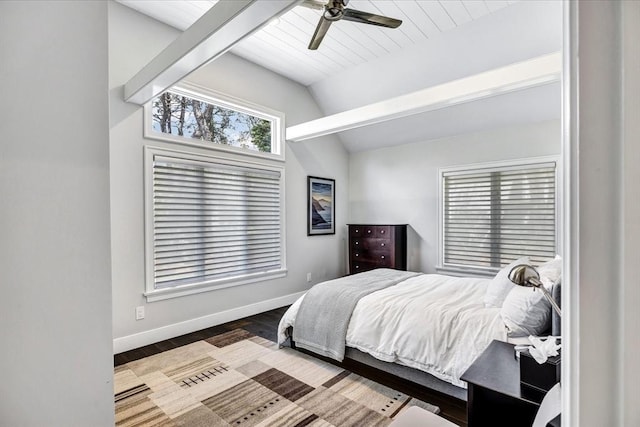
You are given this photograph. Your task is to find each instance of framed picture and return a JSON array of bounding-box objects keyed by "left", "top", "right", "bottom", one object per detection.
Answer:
[{"left": 307, "top": 176, "right": 335, "bottom": 235}]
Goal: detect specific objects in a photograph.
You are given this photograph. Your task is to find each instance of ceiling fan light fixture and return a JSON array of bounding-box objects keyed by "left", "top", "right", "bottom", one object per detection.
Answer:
[
  {"left": 304, "top": 0, "right": 402, "bottom": 50},
  {"left": 323, "top": 0, "right": 345, "bottom": 20}
]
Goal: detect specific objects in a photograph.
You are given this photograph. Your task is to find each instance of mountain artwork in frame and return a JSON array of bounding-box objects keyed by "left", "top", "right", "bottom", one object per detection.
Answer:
[{"left": 307, "top": 176, "right": 335, "bottom": 235}]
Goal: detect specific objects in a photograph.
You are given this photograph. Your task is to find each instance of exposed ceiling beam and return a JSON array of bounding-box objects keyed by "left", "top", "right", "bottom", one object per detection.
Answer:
[
  {"left": 124, "top": 0, "right": 303, "bottom": 105},
  {"left": 286, "top": 52, "right": 562, "bottom": 142}
]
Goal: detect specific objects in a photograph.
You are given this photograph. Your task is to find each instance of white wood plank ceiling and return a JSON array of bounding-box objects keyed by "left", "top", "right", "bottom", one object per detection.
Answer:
[{"left": 118, "top": 0, "right": 518, "bottom": 86}]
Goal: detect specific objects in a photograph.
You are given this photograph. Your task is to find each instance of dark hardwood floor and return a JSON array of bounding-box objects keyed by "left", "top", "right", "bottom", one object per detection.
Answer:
[{"left": 114, "top": 306, "right": 468, "bottom": 426}]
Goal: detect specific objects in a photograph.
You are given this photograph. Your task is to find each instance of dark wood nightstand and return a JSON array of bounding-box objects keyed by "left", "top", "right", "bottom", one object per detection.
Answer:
[{"left": 461, "top": 340, "right": 561, "bottom": 427}]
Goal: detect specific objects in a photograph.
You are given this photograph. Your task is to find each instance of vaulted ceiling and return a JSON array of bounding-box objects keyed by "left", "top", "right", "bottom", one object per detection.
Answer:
[
  {"left": 118, "top": 0, "right": 518, "bottom": 86},
  {"left": 117, "top": 0, "right": 562, "bottom": 151}
]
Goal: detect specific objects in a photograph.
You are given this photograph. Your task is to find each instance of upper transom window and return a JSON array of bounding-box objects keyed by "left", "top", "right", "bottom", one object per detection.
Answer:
[{"left": 145, "top": 83, "right": 284, "bottom": 160}]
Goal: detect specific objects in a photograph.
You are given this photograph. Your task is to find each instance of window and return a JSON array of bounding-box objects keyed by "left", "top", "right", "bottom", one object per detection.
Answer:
[
  {"left": 439, "top": 158, "right": 557, "bottom": 275},
  {"left": 144, "top": 147, "right": 286, "bottom": 301},
  {"left": 145, "top": 83, "right": 284, "bottom": 160}
]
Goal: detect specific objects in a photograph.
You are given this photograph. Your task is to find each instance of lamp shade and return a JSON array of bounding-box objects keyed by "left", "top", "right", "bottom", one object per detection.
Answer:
[
  {"left": 508, "top": 264, "right": 543, "bottom": 287},
  {"left": 508, "top": 264, "right": 562, "bottom": 317}
]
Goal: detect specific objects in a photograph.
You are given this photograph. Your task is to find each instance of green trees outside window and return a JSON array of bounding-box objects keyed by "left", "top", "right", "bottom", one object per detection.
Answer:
[{"left": 151, "top": 92, "right": 273, "bottom": 153}]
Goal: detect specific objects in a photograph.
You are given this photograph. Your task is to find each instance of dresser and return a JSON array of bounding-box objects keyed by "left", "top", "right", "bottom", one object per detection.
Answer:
[{"left": 348, "top": 224, "right": 407, "bottom": 274}]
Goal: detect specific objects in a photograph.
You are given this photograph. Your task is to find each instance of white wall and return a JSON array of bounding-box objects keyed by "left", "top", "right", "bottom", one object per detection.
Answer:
[
  {"left": 565, "top": 1, "right": 640, "bottom": 425},
  {"left": 0, "top": 1, "right": 114, "bottom": 426},
  {"left": 620, "top": 4, "right": 640, "bottom": 425},
  {"left": 109, "top": 2, "right": 349, "bottom": 351},
  {"left": 349, "top": 120, "right": 561, "bottom": 273}
]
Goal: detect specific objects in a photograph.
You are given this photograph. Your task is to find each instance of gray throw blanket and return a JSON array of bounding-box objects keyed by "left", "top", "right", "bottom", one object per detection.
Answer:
[{"left": 292, "top": 268, "right": 420, "bottom": 361}]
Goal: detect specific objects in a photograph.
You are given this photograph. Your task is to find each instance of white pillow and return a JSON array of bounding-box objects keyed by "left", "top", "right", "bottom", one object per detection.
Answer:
[
  {"left": 537, "top": 255, "right": 562, "bottom": 287},
  {"left": 501, "top": 285, "right": 552, "bottom": 337},
  {"left": 484, "top": 256, "right": 531, "bottom": 308}
]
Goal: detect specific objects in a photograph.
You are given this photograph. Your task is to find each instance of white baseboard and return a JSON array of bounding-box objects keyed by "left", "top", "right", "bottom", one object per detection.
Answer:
[{"left": 113, "top": 291, "right": 305, "bottom": 354}]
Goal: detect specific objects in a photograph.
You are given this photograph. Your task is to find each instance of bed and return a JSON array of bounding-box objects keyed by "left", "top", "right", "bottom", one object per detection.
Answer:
[{"left": 278, "top": 259, "right": 562, "bottom": 401}]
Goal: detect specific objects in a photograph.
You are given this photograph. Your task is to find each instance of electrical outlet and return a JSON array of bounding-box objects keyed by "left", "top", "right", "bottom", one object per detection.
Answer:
[
  {"left": 306, "top": 272, "right": 312, "bottom": 283},
  {"left": 135, "top": 306, "right": 145, "bottom": 320}
]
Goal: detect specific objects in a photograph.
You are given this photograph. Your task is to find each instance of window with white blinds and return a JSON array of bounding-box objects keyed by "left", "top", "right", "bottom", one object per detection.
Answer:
[
  {"left": 144, "top": 148, "right": 285, "bottom": 300},
  {"left": 440, "top": 160, "right": 557, "bottom": 273}
]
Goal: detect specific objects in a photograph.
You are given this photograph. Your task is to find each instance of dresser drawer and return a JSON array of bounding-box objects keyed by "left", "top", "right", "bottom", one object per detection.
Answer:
[
  {"left": 351, "top": 260, "right": 387, "bottom": 274},
  {"left": 351, "top": 238, "right": 390, "bottom": 251},
  {"left": 351, "top": 248, "right": 392, "bottom": 263},
  {"left": 350, "top": 225, "right": 392, "bottom": 238}
]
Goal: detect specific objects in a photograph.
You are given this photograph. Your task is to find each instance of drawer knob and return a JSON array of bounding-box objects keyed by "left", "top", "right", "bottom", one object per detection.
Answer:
[
  {"left": 355, "top": 253, "right": 359, "bottom": 257},
  {"left": 381, "top": 230, "right": 385, "bottom": 234},
  {"left": 367, "top": 230, "right": 372, "bottom": 234},
  {"left": 355, "top": 229, "right": 360, "bottom": 233},
  {"left": 381, "top": 243, "right": 385, "bottom": 247},
  {"left": 355, "top": 265, "right": 360, "bottom": 269},
  {"left": 355, "top": 241, "right": 359, "bottom": 245},
  {"left": 381, "top": 255, "right": 385, "bottom": 259}
]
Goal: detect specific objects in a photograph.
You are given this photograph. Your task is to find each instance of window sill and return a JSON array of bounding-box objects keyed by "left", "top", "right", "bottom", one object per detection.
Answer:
[
  {"left": 143, "top": 133, "right": 285, "bottom": 163},
  {"left": 144, "top": 269, "right": 288, "bottom": 302}
]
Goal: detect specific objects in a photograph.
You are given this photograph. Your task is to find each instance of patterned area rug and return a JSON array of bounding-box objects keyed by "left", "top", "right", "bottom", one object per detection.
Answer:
[{"left": 114, "top": 329, "right": 439, "bottom": 426}]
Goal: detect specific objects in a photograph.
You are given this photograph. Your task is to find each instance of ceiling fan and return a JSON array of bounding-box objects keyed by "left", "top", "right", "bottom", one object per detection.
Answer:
[{"left": 302, "top": 0, "right": 402, "bottom": 50}]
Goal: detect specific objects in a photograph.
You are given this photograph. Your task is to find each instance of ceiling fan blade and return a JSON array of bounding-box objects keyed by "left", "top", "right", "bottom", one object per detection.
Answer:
[
  {"left": 308, "top": 17, "right": 332, "bottom": 50},
  {"left": 300, "top": 0, "right": 326, "bottom": 11},
  {"left": 342, "top": 8, "right": 402, "bottom": 28}
]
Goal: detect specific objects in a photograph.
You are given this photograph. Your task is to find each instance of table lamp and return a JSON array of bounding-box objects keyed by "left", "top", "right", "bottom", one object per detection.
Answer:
[
  {"left": 509, "top": 264, "right": 562, "bottom": 397},
  {"left": 508, "top": 264, "right": 562, "bottom": 317}
]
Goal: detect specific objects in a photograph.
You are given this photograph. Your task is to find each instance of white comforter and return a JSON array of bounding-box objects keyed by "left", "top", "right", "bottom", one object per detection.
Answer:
[{"left": 278, "top": 273, "right": 507, "bottom": 388}]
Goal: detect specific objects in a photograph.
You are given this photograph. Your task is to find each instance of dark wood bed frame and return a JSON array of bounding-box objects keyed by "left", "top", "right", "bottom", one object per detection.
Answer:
[
  {"left": 286, "top": 283, "right": 561, "bottom": 404},
  {"left": 287, "top": 328, "right": 466, "bottom": 400}
]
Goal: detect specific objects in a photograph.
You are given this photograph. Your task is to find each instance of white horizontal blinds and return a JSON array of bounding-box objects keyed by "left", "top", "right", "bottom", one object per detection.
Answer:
[
  {"left": 443, "top": 162, "right": 556, "bottom": 269},
  {"left": 152, "top": 155, "right": 282, "bottom": 289}
]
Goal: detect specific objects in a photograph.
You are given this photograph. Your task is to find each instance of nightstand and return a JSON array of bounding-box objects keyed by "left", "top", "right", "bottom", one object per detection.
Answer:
[{"left": 460, "top": 340, "right": 561, "bottom": 427}]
